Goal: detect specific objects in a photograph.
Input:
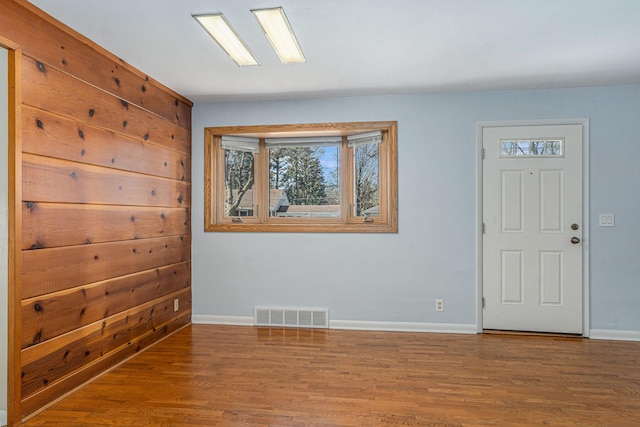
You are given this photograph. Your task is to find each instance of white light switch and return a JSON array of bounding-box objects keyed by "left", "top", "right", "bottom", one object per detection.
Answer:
[{"left": 599, "top": 213, "right": 615, "bottom": 227}]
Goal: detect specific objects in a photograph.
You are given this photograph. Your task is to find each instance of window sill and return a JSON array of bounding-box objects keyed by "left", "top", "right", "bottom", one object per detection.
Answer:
[{"left": 205, "top": 222, "right": 397, "bottom": 233}]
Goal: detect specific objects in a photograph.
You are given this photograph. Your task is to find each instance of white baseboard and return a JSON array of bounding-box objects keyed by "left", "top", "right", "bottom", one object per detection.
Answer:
[
  {"left": 1, "top": 409, "right": 7, "bottom": 427},
  {"left": 192, "top": 314, "right": 476, "bottom": 335},
  {"left": 589, "top": 329, "right": 640, "bottom": 342},
  {"left": 330, "top": 320, "right": 477, "bottom": 334},
  {"left": 192, "top": 314, "right": 254, "bottom": 326},
  {"left": 192, "top": 317, "right": 640, "bottom": 341}
]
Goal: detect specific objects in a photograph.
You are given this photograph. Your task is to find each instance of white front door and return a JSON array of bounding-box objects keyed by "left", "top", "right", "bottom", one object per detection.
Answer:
[{"left": 483, "top": 124, "right": 583, "bottom": 334}]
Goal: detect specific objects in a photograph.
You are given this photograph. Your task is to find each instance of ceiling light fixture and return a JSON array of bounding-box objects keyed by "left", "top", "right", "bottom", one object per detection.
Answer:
[
  {"left": 194, "top": 14, "right": 259, "bottom": 66},
  {"left": 252, "top": 7, "right": 306, "bottom": 64}
]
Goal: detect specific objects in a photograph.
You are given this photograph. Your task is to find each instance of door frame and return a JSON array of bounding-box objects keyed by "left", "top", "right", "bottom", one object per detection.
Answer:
[
  {"left": 1, "top": 34, "right": 22, "bottom": 425},
  {"left": 476, "top": 119, "right": 590, "bottom": 336}
]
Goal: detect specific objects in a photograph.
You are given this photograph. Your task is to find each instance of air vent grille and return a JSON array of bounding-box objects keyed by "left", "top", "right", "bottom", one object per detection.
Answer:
[{"left": 254, "top": 307, "right": 329, "bottom": 328}]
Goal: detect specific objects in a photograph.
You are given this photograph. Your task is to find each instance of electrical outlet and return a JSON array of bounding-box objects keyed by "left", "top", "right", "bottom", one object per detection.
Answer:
[
  {"left": 173, "top": 298, "right": 179, "bottom": 312},
  {"left": 435, "top": 298, "right": 444, "bottom": 312}
]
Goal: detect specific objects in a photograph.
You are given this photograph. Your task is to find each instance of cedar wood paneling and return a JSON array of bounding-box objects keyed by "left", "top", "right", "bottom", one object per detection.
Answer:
[{"left": 0, "top": 0, "right": 193, "bottom": 423}]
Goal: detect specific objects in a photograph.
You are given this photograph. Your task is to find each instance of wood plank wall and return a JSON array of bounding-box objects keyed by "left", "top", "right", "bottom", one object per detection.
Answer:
[{"left": 0, "top": 1, "right": 193, "bottom": 423}]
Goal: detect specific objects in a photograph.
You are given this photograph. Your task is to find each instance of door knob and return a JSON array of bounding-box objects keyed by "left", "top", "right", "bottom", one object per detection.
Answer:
[{"left": 571, "top": 237, "right": 580, "bottom": 244}]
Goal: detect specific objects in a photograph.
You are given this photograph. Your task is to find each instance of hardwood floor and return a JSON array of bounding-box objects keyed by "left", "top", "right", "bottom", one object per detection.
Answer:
[{"left": 21, "top": 324, "right": 640, "bottom": 426}]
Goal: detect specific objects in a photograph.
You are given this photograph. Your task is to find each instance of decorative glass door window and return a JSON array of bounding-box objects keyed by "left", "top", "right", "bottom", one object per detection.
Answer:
[{"left": 500, "top": 139, "right": 564, "bottom": 157}]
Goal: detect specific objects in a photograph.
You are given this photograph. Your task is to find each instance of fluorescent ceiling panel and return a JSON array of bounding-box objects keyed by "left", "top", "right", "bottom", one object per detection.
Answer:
[
  {"left": 194, "top": 14, "right": 259, "bottom": 66},
  {"left": 252, "top": 7, "right": 306, "bottom": 64}
]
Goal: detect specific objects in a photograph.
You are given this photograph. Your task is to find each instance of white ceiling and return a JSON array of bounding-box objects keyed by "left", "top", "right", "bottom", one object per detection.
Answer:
[{"left": 28, "top": 0, "right": 640, "bottom": 103}]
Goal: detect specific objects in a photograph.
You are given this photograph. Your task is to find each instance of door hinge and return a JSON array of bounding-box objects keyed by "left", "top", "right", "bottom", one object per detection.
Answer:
[
  {"left": 481, "top": 147, "right": 485, "bottom": 159},
  {"left": 482, "top": 297, "right": 485, "bottom": 308},
  {"left": 482, "top": 222, "right": 485, "bottom": 234}
]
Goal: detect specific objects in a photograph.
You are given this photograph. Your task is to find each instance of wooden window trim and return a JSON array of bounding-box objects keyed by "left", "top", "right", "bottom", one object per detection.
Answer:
[{"left": 204, "top": 121, "right": 398, "bottom": 233}]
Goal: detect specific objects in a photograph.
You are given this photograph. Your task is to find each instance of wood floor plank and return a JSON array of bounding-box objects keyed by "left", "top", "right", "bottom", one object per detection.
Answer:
[{"left": 21, "top": 325, "right": 640, "bottom": 426}]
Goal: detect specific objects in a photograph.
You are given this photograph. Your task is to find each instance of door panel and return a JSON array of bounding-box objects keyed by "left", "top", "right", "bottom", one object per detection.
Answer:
[
  {"left": 483, "top": 124, "right": 582, "bottom": 334},
  {"left": 502, "top": 170, "right": 524, "bottom": 231},
  {"left": 501, "top": 250, "right": 523, "bottom": 303},
  {"left": 540, "top": 170, "right": 563, "bottom": 232},
  {"left": 540, "top": 251, "right": 562, "bottom": 305}
]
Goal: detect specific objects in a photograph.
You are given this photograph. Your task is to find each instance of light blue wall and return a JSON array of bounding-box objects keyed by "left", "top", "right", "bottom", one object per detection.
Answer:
[
  {"left": 191, "top": 84, "right": 640, "bottom": 332},
  {"left": 1, "top": 46, "right": 8, "bottom": 422}
]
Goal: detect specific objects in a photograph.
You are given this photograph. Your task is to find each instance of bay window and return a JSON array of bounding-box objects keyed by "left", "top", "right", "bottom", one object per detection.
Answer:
[{"left": 204, "top": 121, "right": 397, "bottom": 232}]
